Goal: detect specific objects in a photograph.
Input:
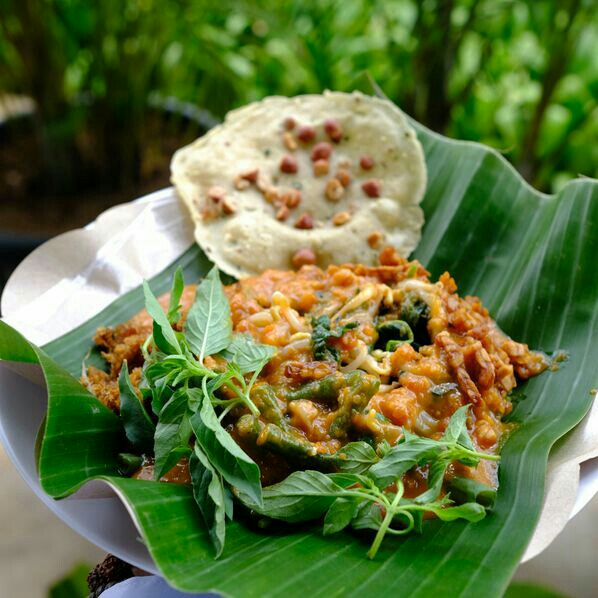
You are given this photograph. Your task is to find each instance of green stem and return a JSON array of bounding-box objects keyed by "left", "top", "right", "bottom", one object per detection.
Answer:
[
  {"left": 218, "top": 401, "right": 240, "bottom": 422},
  {"left": 367, "top": 482, "right": 404, "bottom": 559},
  {"left": 343, "top": 489, "right": 385, "bottom": 505},
  {"left": 186, "top": 359, "right": 217, "bottom": 379},
  {"left": 385, "top": 510, "right": 415, "bottom": 535},
  {"left": 223, "top": 379, "right": 260, "bottom": 417},
  {"left": 141, "top": 334, "right": 153, "bottom": 361}
]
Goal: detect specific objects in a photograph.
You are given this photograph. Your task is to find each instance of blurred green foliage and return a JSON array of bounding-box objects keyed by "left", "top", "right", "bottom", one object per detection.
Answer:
[
  {"left": 48, "top": 562, "right": 91, "bottom": 598},
  {"left": 0, "top": 0, "right": 596, "bottom": 193}
]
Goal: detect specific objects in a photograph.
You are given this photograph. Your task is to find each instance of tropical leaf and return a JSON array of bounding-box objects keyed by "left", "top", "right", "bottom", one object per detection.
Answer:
[{"left": 0, "top": 112, "right": 597, "bottom": 597}]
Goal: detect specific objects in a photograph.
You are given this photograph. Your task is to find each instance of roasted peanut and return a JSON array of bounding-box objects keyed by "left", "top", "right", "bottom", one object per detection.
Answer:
[
  {"left": 276, "top": 205, "right": 290, "bottom": 221},
  {"left": 264, "top": 187, "right": 280, "bottom": 204},
  {"left": 207, "top": 186, "right": 226, "bottom": 203},
  {"left": 284, "top": 189, "right": 302, "bottom": 208},
  {"left": 297, "top": 125, "right": 316, "bottom": 143},
  {"left": 294, "top": 213, "right": 314, "bottom": 229},
  {"left": 362, "top": 179, "right": 382, "bottom": 198},
  {"left": 324, "top": 118, "right": 343, "bottom": 143},
  {"left": 313, "top": 159, "right": 329, "bottom": 177},
  {"left": 311, "top": 141, "right": 333, "bottom": 161},
  {"left": 336, "top": 168, "right": 351, "bottom": 187},
  {"left": 292, "top": 248, "right": 317, "bottom": 268},
  {"left": 332, "top": 211, "right": 351, "bottom": 226},
  {"left": 325, "top": 178, "right": 344, "bottom": 202},
  {"left": 367, "top": 231, "right": 384, "bottom": 248},
  {"left": 280, "top": 154, "right": 298, "bottom": 174},
  {"left": 221, "top": 199, "right": 236, "bottom": 215},
  {"left": 359, "top": 154, "right": 375, "bottom": 170},
  {"left": 283, "top": 117, "right": 296, "bottom": 130},
  {"left": 240, "top": 168, "right": 258, "bottom": 183},
  {"left": 234, "top": 177, "right": 250, "bottom": 190},
  {"left": 282, "top": 131, "right": 298, "bottom": 151}
]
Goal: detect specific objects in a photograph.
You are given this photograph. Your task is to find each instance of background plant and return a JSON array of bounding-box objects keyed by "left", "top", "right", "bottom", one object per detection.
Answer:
[{"left": 0, "top": 0, "right": 596, "bottom": 196}]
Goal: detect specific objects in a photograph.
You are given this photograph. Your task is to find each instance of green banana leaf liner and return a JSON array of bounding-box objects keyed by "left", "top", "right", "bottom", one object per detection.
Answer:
[{"left": 0, "top": 118, "right": 597, "bottom": 597}]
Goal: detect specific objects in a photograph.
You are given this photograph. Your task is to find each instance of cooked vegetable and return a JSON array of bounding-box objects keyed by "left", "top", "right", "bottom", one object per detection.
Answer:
[
  {"left": 399, "top": 293, "right": 430, "bottom": 347},
  {"left": 311, "top": 315, "right": 357, "bottom": 362},
  {"left": 374, "top": 319, "right": 414, "bottom": 352},
  {"left": 445, "top": 476, "right": 497, "bottom": 508}
]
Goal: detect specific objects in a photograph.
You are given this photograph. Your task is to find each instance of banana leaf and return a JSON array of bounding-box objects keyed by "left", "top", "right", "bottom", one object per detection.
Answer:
[{"left": 1, "top": 116, "right": 597, "bottom": 597}]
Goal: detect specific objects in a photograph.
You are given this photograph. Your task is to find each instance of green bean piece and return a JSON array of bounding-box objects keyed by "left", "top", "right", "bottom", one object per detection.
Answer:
[
  {"left": 285, "top": 372, "right": 346, "bottom": 404},
  {"left": 250, "top": 383, "right": 286, "bottom": 426},
  {"left": 236, "top": 414, "right": 318, "bottom": 459},
  {"left": 328, "top": 379, "right": 378, "bottom": 439},
  {"left": 285, "top": 371, "right": 379, "bottom": 439},
  {"left": 258, "top": 422, "right": 318, "bottom": 458},
  {"left": 285, "top": 371, "right": 378, "bottom": 404},
  {"left": 236, "top": 414, "right": 261, "bottom": 441}
]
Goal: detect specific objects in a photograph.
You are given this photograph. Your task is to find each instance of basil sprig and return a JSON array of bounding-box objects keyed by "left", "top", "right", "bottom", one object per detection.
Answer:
[
  {"left": 238, "top": 406, "right": 499, "bottom": 559},
  {"left": 124, "top": 266, "right": 275, "bottom": 556}
]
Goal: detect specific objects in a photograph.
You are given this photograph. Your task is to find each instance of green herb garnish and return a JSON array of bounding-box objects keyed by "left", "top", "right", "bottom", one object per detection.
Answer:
[
  {"left": 129, "top": 266, "right": 274, "bottom": 553},
  {"left": 399, "top": 294, "right": 431, "bottom": 348},
  {"left": 238, "top": 406, "right": 498, "bottom": 559},
  {"left": 311, "top": 315, "right": 358, "bottom": 362}
]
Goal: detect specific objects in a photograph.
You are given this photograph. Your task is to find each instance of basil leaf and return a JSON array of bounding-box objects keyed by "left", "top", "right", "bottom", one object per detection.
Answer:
[
  {"left": 430, "top": 501, "right": 487, "bottom": 523},
  {"left": 220, "top": 334, "right": 276, "bottom": 374},
  {"left": 457, "top": 427, "right": 477, "bottom": 454},
  {"left": 167, "top": 266, "right": 185, "bottom": 324},
  {"left": 143, "top": 281, "right": 181, "bottom": 355},
  {"left": 442, "top": 405, "right": 470, "bottom": 445},
  {"left": 223, "top": 486, "right": 234, "bottom": 520},
  {"left": 446, "top": 476, "right": 497, "bottom": 508},
  {"left": 368, "top": 432, "right": 443, "bottom": 489},
  {"left": 184, "top": 267, "right": 233, "bottom": 361},
  {"left": 191, "top": 395, "right": 262, "bottom": 508},
  {"left": 351, "top": 501, "right": 384, "bottom": 531},
  {"left": 246, "top": 470, "right": 352, "bottom": 522},
  {"left": 149, "top": 377, "right": 175, "bottom": 417},
  {"left": 325, "top": 441, "right": 379, "bottom": 474},
  {"left": 190, "top": 444, "right": 227, "bottom": 558},
  {"left": 143, "top": 356, "right": 184, "bottom": 385},
  {"left": 414, "top": 458, "right": 450, "bottom": 504},
  {"left": 323, "top": 497, "right": 362, "bottom": 535},
  {"left": 154, "top": 389, "right": 192, "bottom": 480},
  {"left": 328, "top": 472, "right": 370, "bottom": 487},
  {"left": 118, "top": 362, "right": 155, "bottom": 453},
  {"left": 399, "top": 294, "right": 431, "bottom": 348},
  {"left": 311, "top": 315, "right": 357, "bottom": 362}
]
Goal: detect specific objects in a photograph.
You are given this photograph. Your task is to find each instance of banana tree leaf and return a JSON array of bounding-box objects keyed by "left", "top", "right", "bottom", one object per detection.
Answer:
[{"left": 1, "top": 115, "right": 597, "bottom": 597}]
